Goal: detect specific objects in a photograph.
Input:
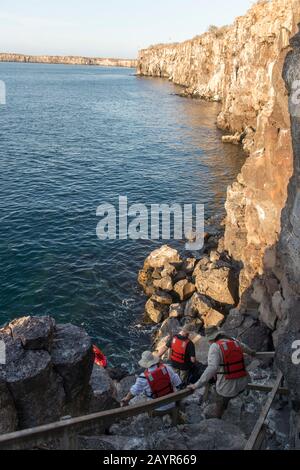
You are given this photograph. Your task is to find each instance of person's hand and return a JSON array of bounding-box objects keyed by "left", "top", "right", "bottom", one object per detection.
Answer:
[
  {"left": 187, "top": 384, "right": 197, "bottom": 392},
  {"left": 120, "top": 398, "right": 129, "bottom": 407}
]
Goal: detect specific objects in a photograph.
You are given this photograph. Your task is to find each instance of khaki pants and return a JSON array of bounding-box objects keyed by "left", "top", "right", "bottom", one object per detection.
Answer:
[{"left": 173, "top": 368, "right": 190, "bottom": 385}]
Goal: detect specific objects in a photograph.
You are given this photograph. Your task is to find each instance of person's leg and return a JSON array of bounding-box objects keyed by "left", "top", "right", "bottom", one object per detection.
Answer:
[{"left": 215, "top": 394, "right": 231, "bottom": 419}]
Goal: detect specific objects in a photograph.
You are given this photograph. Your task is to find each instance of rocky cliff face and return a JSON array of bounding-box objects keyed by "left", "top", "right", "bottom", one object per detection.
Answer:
[
  {"left": 0, "top": 53, "right": 137, "bottom": 68},
  {"left": 137, "top": 2, "right": 300, "bottom": 317},
  {"left": 0, "top": 316, "right": 118, "bottom": 434},
  {"left": 137, "top": 0, "right": 300, "bottom": 421}
]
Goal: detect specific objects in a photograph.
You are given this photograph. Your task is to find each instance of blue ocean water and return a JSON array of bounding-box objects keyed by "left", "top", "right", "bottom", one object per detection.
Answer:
[{"left": 0, "top": 63, "right": 245, "bottom": 369}]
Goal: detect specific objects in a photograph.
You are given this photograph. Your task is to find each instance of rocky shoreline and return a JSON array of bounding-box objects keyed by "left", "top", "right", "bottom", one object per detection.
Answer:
[{"left": 0, "top": 53, "right": 137, "bottom": 68}]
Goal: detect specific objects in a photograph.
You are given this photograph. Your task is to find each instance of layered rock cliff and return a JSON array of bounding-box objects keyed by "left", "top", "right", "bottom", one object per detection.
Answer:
[
  {"left": 0, "top": 53, "right": 137, "bottom": 68},
  {"left": 137, "top": 0, "right": 300, "bottom": 428}
]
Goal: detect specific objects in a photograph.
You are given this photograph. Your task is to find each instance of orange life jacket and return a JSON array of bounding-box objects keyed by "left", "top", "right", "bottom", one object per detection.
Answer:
[
  {"left": 217, "top": 339, "right": 247, "bottom": 380},
  {"left": 93, "top": 345, "right": 108, "bottom": 368},
  {"left": 144, "top": 364, "right": 173, "bottom": 399},
  {"left": 170, "top": 335, "right": 190, "bottom": 364}
]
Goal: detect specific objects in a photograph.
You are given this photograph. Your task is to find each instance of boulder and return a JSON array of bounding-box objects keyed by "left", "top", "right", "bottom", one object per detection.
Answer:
[
  {"left": 51, "top": 324, "right": 94, "bottom": 403},
  {"left": 5, "top": 350, "right": 65, "bottom": 428},
  {"left": 0, "top": 379, "right": 18, "bottom": 434},
  {"left": 144, "top": 245, "right": 181, "bottom": 270},
  {"left": 182, "top": 258, "right": 197, "bottom": 275},
  {"left": 151, "top": 290, "right": 173, "bottom": 306},
  {"left": 192, "top": 334, "right": 210, "bottom": 364},
  {"left": 153, "top": 420, "right": 246, "bottom": 450},
  {"left": 9, "top": 316, "right": 55, "bottom": 351},
  {"left": 154, "top": 317, "right": 181, "bottom": 347},
  {"left": 137, "top": 268, "right": 155, "bottom": 296},
  {"left": 195, "top": 265, "right": 239, "bottom": 305},
  {"left": 169, "top": 303, "right": 185, "bottom": 318},
  {"left": 153, "top": 276, "right": 173, "bottom": 292},
  {"left": 275, "top": 305, "right": 300, "bottom": 405},
  {"left": 145, "top": 299, "right": 168, "bottom": 324},
  {"left": 174, "top": 280, "right": 196, "bottom": 301},
  {"left": 222, "top": 310, "right": 272, "bottom": 352},
  {"left": 79, "top": 435, "right": 148, "bottom": 451},
  {"left": 89, "top": 365, "right": 118, "bottom": 412},
  {"left": 115, "top": 375, "right": 137, "bottom": 402},
  {"left": 184, "top": 293, "right": 224, "bottom": 327}
]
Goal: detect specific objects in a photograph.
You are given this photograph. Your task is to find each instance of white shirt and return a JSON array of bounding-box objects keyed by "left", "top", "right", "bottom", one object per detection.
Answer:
[{"left": 130, "top": 363, "right": 182, "bottom": 411}]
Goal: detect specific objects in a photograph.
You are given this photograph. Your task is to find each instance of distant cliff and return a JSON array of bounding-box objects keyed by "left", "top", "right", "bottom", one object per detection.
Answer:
[{"left": 0, "top": 53, "right": 137, "bottom": 68}]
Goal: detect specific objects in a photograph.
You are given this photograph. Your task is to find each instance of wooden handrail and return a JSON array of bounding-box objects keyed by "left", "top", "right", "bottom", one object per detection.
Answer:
[
  {"left": 0, "top": 388, "right": 193, "bottom": 450},
  {"left": 244, "top": 371, "right": 283, "bottom": 450}
]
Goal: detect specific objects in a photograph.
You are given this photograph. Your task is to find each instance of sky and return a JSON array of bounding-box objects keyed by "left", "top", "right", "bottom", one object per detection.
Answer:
[{"left": 0, "top": 0, "right": 254, "bottom": 59}]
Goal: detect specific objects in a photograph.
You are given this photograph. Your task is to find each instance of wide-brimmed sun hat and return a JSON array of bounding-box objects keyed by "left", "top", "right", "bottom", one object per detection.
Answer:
[
  {"left": 138, "top": 351, "right": 160, "bottom": 368},
  {"left": 205, "top": 326, "right": 224, "bottom": 341}
]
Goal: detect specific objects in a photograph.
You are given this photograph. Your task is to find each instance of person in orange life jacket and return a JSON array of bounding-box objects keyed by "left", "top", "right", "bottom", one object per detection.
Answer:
[
  {"left": 120, "top": 351, "right": 181, "bottom": 411},
  {"left": 157, "top": 324, "right": 196, "bottom": 384},
  {"left": 188, "top": 326, "right": 256, "bottom": 419}
]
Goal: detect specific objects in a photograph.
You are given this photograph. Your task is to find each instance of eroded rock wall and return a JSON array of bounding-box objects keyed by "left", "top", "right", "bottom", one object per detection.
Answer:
[{"left": 137, "top": 0, "right": 300, "bottom": 310}]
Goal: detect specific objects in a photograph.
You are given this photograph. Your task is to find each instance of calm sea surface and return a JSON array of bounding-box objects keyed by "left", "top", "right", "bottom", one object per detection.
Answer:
[{"left": 0, "top": 63, "right": 245, "bottom": 369}]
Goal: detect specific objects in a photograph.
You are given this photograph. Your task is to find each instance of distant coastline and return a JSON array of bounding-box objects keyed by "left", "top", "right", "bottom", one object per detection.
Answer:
[{"left": 0, "top": 52, "right": 137, "bottom": 68}]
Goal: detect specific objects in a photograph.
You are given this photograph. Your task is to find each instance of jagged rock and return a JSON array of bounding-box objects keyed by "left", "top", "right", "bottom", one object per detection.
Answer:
[
  {"left": 51, "top": 323, "right": 93, "bottom": 403},
  {"left": 5, "top": 349, "right": 65, "bottom": 428},
  {"left": 174, "top": 280, "right": 196, "bottom": 301},
  {"left": 153, "top": 420, "right": 246, "bottom": 450},
  {"left": 137, "top": 268, "right": 155, "bottom": 296},
  {"left": 182, "top": 258, "right": 197, "bottom": 274},
  {"left": 115, "top": 375, "right": 137, "bottom": 402},
  {"left": 89, "top": 365, "right": 118, "bottom": 412},
  {"left": 79, "top": 435, "right": 148, "bottom": 450},
  {"left": 9, "top": 316, "right": 55, "bottom": 351},
  {"left": 145, "top": 298, "right": 168, "bottom": 323},
  {"left": 0, "top": 380, "right": 18, "bottom": 434},
  {"left": 161, "top": 263, "right": 176, "bottom": 278},
  {"left": 195, "top": 265, "right": 239, "bottom": 305},
  {"left": 153, "top": 276, "right": 173, "bottom": 292},
  {"left": 154, "top": 317, "right": 181, "bottom": 347},
  {"left": 276, "top": 306, "right": 300, "bottom": 405},
  {"left": 110, "top": 412, "right": 168, "bottom": 438},
  {"left": 151, "top": 291, "right": 173, "bottom": 306},
  {"left": 184, "top": 293, "right": 224, "bottom": 327},
  {"left": 106, "top": 367, "right": 128, "bottom": 382},
  {"left": 173, "top": 271, "right": 187, "bottom": 284},
  {"left": 144, "top": 245, "right": 181, "bottom": 270},
  {"left": 169, "top": 303, "right": 185, "bottom": 318},
  {"left": 222, "top": 309, "right": 272, "bottom": 352},
  {"left": 222, "top": 132, "right": 242, "bottom": 145},
  {"left": 191, "top": 334, "right": 210, "bottom": 364}
]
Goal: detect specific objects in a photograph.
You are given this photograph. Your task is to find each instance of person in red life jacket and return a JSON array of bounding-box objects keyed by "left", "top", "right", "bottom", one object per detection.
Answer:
[
  {"left": 93, "top": 345, "right": 108, "bottom": 368},
  {"left": 120, "top": 351, "right": 181, "bottom": 412},
  {"left": 158, "top": 324, "right": 196, "bottom": 384},
  {"left": 188, "top": 326, "right": 256, "bottom": 419}
]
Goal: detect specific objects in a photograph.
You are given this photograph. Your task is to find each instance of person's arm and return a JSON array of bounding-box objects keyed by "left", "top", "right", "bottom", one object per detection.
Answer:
[
  {"left": 157, "top": 343, "right": 168, "bottom": 357},
  {"left": 166, "top": 365, "right": 182, "bottom": 390},
  {"left": 189, "top": 343, "right": 220, "bottom": 390},
  {"left": 120, "top": 392, "right": 134, "bottom": 407},
  {"left": 240, "top": 340, "right": 256, "bottom": 357},
  {"left": 120, "top": 375, "right": 146, "bottom": 406},
  {"left": 189, "top": 342, "right": 196, "bottom": 364}
]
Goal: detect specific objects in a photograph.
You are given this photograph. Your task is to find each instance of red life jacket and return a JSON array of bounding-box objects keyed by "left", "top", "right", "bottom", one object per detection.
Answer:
[
  {"left": 217, "top": 339, "right": 247, "bottom": 380},
  {"left": 93, "top": 345, "right": 108, "bottom": 368},
  {"left": 144, "top": 364, "right": 173, "bottom": 399},
  {"left": 170, "top": 335, "right": 190, "bottom": 364}
]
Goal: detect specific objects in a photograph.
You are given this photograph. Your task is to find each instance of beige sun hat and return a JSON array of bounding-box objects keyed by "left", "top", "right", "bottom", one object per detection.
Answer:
[
  {"left": 138, "top": 351, "right": 160, "bottom": 369},
  {"left": 205, "top": 326, "right": 224, "bottom": 342}
]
